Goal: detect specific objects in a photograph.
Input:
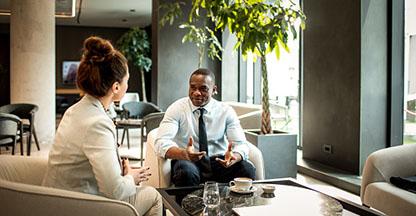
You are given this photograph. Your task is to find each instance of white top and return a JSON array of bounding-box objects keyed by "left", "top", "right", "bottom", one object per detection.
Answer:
[
  {"left": 155, "top": 97, "right": 249, "bottom": 160},
  {"left": 42, "top": 94, "right": 136, "bottom": 200}
]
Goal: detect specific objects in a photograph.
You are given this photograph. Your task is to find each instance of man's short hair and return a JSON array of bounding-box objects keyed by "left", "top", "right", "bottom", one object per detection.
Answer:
[{"left": 190, "top": 68, "right": 215, "bottom": 84}]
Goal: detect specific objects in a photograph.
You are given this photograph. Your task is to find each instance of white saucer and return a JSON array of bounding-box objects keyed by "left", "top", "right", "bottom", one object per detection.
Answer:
[{"left": 229, "top": 186, "right": 257, "bottom": 194}]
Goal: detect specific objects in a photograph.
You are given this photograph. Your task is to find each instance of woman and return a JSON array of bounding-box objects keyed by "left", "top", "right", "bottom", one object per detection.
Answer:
[{"left": 43, "top": 36, "right": 162, "bottom": 216}]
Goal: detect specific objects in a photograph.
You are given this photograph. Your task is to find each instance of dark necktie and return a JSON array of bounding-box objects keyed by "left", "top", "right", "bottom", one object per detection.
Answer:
[
  {"left": 198, "top": 108, "right": 208, "bottom": 153},
  {"left": 198, "top": 108, "right": 212, "bottom": 179}
]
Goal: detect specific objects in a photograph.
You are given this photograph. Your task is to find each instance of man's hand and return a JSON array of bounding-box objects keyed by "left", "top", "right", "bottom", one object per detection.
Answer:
[
  {"left": 185, "top": 137, "right": 206, "bottom": 162},
  {"left": 122, "top": 158, "right": 151, "bottom": 185},
  {"left": 216, "top": 142, "right": 242, "bottom": 168}
]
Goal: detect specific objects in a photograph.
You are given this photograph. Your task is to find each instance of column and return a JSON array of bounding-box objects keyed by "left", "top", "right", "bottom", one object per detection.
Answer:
[{"left": 10, "top": 0, "right": 55, "bottom": 145}]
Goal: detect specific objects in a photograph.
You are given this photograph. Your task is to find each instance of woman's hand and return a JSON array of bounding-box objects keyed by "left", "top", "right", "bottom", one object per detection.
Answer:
[{"left": 122, "top": 158, "right": 151, "bottom": 185}]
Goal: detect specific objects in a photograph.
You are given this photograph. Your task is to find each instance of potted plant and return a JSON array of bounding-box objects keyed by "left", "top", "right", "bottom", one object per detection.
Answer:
[
  {"left": 117, "top": 27, "right": 152, "bottom": 102},
  {"left": 161, "top": 0, "right": 306, "bottom": 178}
]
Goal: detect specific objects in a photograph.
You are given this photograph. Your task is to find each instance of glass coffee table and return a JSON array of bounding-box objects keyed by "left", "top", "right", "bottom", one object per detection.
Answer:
[{"left": 156, "top": 178, "right": 383, "bottom": 216}]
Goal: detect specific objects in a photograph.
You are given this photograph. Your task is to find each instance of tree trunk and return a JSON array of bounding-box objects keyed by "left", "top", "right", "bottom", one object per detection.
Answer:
[
  {"left": 260, "top": 53, "right": 272, "bottom": 134},
  {"left": 140, "top": 69, "right": 147, "bottom": 102}
]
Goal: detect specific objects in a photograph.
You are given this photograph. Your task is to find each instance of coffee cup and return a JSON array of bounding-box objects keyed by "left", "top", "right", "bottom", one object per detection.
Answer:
[{"left": 229, "top": 177, "right": 253, "bottom": 191}]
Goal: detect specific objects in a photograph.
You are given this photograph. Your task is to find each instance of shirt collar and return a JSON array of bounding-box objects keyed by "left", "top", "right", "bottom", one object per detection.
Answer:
[{"left": 188, "top": 97, "right": 215, "bottom": 114}]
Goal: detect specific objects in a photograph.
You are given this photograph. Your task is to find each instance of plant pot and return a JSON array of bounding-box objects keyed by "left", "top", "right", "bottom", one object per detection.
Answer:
[{"left": 245, "top": 129, "right": 297, "bottom": 179}]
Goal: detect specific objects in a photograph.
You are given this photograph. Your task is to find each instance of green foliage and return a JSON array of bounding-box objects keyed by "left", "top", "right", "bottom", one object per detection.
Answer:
[
  {"left": 159, "top": 1, "right": 223, "bottom": 67},
  {"left": 193, "top": 0, "right": 306, "bottom": 59},
  {"left": 117, "top": 27, "right": 152, "bottom": 72},
  {"left": 180, "top": 23, "right": 223, "bottom": 67},
  {"left": 159, "top": 1, "right": 186, "bottom": 27}
]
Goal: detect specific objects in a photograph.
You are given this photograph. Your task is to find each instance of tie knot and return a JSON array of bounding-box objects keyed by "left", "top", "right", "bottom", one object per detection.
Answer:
[{"left": 198, "top": 108, "right": 205, "bottom": 115}]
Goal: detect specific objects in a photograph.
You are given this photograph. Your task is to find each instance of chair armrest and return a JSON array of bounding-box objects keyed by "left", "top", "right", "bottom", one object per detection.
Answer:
[
  {"left": 247, "top": 142, "right": 265, "bottom": 180},
  {"left": 0, "top": 179, "right": 138, "bottom": 216},
  {"left": 143, "top": 129, "right": 171, "bottom": 188}
]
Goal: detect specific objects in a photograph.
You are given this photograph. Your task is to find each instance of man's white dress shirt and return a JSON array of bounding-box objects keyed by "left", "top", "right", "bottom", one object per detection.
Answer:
[{"left": 155, "top": 97, "right": 249, "bottom": 160}]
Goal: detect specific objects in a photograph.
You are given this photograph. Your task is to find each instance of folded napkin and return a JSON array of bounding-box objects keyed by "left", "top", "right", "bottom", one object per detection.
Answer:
[{"left": 390, "top": 175, "right": 416, "bottom": 193}]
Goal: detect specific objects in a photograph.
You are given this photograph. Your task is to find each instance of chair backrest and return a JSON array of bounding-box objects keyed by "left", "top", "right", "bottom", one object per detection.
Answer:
[
  {"left": 141, "top": 112, "right": 165, "bottom": 141},
  {"left": 0, "top": 103, "right": 38, "bottom": 121},
  {"left": 119, "top": 92, "right": 140, "bottom": 108},
  {"left": 0, "top": 113, "right": 21, "bottom": 140},
  {"left": 122, "top": 102, "right": 161, "bottom": 119},
  {"left": 142, "top": 112, "right": 165, "bottom": 133}
]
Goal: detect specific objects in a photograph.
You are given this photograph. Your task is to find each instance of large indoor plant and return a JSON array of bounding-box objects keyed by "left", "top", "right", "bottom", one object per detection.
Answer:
[
  {"left": 117, "top": 27, "right": 152, "bottom": 102},
  {"left": 161, "top": 0, "right": 306, "bottom": 178},
  {"left": 162, "top": 0, "right": 305, "bottom": 134}
]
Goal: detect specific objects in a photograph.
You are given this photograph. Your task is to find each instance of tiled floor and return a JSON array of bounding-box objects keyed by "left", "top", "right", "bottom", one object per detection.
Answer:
[{"left": 1, "top": 128, "right": 362, "bottom": 207}]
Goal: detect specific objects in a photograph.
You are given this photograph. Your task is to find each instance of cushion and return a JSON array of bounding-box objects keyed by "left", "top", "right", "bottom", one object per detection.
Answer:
[{"left": 390, "top": 176, "right": 416, "bottom": 193}]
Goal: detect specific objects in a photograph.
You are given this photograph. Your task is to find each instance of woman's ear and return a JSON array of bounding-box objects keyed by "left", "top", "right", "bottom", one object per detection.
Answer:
[{"left": 112, "top": 82, "right": 120, "bottom": 94}]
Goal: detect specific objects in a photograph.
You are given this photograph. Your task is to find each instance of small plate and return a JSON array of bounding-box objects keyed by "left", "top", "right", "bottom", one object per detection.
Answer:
[
  {"left": 229, "top": 185, "right": 256, "bottom": 194},
  {"left": 261, "top": 184, "right": 276, "bottom": 194}
]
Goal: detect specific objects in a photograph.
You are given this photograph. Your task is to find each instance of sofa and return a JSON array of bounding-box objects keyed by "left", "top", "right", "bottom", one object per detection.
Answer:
[
  {"left": 143, "top": 128, "right": 265, "bottom": 188},
  {"left": 361, "top": 144, "right": 416, "bottom": 216},
  {"left": 0, "top": 155, "right": 138, "bottom": 216}
]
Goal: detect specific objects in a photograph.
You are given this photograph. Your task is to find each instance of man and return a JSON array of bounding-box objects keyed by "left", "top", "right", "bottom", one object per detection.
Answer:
[{"left": 155, "top": 68, "right": 256, "bottom": 186}]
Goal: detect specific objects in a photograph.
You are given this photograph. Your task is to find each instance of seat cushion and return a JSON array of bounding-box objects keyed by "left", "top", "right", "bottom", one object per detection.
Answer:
[{"left": 364, "top": 182, "right": 416, "bottom": 216}]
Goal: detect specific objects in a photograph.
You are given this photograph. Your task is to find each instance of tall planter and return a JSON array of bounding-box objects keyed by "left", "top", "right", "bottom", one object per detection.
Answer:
[{"left": 245, "top": 130, "right": 297, "bottom": 179}]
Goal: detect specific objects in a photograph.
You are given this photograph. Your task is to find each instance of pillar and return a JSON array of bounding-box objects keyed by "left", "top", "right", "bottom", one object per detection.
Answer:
[{"left": 10, "top": 0, "right": 55, "bottom": 145}]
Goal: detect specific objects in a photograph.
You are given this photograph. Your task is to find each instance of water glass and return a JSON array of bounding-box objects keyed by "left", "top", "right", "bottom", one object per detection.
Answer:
[{"left": 203, "top": 181, "right": 220, "bottom": 209}]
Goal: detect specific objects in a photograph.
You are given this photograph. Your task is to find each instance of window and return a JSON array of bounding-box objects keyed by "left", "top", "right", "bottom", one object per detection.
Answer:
[
  {"left": 404, "top": 0, "right": 416, "bottom": 144},
  {"left": 243, "top": 0, "right": 301, "bottom": 137}
]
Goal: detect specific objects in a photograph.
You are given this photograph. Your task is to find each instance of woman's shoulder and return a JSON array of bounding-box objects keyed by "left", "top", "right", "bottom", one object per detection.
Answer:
[{"left": 63, "top": 98, "right": 114, "bottom": 129}]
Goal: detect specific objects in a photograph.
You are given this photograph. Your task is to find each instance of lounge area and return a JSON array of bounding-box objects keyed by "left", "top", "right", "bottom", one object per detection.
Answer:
[{"left": 1, "top": 0, "right": 416, "bottom": 216}]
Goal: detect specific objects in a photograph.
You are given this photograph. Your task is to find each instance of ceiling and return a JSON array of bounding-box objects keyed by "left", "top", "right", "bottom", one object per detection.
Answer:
[{"left": 0, "top": 0, "right": 152, "bottom": 28}]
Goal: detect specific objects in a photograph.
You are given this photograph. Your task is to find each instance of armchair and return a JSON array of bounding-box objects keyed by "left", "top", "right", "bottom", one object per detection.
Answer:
[
  {"left": 0, "top": 103, "right": 40, "bottom": 156},
  {"left": 0, "top": 155, "right": 138, "bottom": 216},
  {"left": 361, "top": 144, "right": 416, "bottom": 216},
  {"left": 0, "top": 113, "right": 23, "bottom": 155},
  {"left": 143, "top": 128, "right": 265, "bottom": 188}
]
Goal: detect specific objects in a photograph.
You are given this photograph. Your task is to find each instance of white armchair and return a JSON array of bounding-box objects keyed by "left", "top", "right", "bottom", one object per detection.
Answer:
[
  {"left": 143, "top": 128, "right": 265, "bottom": 188},
  {"left": 225, "top": 101, "right": 262, "bottom": 130},
  {"left": 361, "top": 144, "right": 416, "bottom": 216}
]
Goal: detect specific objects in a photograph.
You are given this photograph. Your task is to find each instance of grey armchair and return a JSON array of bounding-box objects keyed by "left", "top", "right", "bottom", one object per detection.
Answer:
[
  {"left": 0, "top": 113, "right": 23, "bottom": 155},
  {"left": 0, "top": 103, "right": 40, "bottom": 155},
  {"left": 140, "top": 112, "right": 165, "bottom": 166},
  {"left": 116, "top": 101, "right": 162, "bottom": 148}
]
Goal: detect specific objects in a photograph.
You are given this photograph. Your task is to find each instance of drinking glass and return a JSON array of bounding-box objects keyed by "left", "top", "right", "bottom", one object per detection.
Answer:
[{"left": 203, "top": 181, "right": 220, "bottom": 209}]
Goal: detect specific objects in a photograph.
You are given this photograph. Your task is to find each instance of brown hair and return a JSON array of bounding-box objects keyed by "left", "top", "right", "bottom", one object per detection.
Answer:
[{"left": 76, "top": 36, "right": 128, "bottom": 98}]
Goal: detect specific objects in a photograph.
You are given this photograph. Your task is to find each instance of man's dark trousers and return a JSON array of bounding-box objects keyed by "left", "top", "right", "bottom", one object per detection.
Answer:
[{"left": 171, "top": 155, "right": 256, "bottom": 187}]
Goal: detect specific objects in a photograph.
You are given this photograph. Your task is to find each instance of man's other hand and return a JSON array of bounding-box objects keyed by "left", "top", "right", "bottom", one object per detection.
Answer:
[
  {"left": 216, "top": 141, "right": 242, "bottom": 168},
  {"left": 185, "top": 137, "right": 206, "bottom": 162}
]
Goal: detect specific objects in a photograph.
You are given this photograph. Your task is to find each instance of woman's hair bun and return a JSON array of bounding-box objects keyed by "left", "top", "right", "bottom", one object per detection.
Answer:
[{"left": 82, "top": 36, "right": 115, "bottom": 63}]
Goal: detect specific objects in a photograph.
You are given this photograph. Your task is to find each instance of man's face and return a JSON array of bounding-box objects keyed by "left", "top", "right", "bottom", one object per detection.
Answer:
[{"left": 189, "top": 74, "right": 217, "bottom": 107}]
